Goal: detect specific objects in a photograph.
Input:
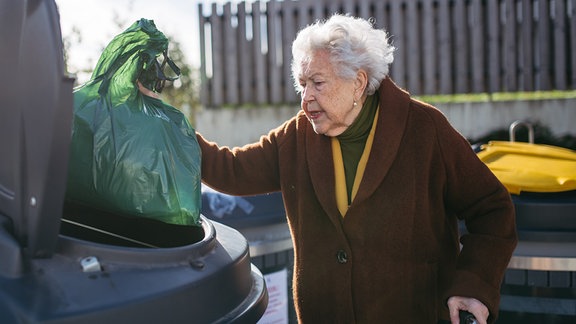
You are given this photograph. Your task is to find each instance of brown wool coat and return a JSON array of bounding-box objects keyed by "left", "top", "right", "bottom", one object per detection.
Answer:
[{"left": 197, "top": 78, "right": 518, "bottom": 323}]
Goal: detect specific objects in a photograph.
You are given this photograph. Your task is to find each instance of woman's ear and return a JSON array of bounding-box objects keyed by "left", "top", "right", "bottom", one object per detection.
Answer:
[{"left": 354, "top": 69, "right": 368, "bottom": 99}]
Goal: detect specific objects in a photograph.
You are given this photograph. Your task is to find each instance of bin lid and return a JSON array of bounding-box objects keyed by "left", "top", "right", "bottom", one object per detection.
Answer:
[
  {"left": 477, "top": 141, "right": 576, "bottom": 194},
  {"left": 0, "top": 0, "right": 73, "bottom": 257}
]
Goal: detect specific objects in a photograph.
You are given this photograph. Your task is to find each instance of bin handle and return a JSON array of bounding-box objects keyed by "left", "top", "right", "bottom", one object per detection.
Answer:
[{"left": 509, "top": 120, "right": 534, "bottom": 144}]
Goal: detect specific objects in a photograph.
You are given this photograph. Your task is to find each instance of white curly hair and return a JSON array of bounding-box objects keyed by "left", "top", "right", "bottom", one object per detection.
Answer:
[{"left": 291, "top": 14, "right": 395, "bottom": 96}]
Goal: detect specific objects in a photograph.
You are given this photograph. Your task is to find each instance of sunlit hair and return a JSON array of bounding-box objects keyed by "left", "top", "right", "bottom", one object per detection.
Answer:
[{"left": 291, "top": 14, "right": 395, "bottom": 96}]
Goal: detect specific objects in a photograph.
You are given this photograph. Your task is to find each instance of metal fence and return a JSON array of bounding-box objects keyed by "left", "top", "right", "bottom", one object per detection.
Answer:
[{"left": 198, "top": 0, "right": 576, "bottom": 108}]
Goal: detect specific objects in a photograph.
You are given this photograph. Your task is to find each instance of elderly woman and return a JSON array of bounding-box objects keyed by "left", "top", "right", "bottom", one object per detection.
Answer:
[{"left": 197, "top": 14, "right": 517, "bottom": 323}]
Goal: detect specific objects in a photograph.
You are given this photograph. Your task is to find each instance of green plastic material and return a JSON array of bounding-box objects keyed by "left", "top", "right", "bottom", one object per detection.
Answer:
[{"left": 66, "top": 19, "right": 201, "bottom": 226}]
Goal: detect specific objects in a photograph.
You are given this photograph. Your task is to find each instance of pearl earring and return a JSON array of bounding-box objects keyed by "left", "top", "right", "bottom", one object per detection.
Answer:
[{"left": 353, "top": 101, "right": 358, "bottom": 107}]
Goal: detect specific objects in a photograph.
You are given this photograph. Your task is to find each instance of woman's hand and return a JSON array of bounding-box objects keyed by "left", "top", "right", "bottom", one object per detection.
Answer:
[{"left": 447, "top": 296, "right": 489, "bottom": 324}]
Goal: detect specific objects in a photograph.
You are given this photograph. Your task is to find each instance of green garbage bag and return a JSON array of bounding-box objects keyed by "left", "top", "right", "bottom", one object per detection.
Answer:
[{"left": 66, "top": 19, "right": 201, "bottom": 226}]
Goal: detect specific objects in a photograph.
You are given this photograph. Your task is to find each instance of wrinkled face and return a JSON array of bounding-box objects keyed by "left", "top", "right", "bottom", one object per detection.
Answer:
[{"left": 298, "top": 50, "right": 361, "bottom": 137}]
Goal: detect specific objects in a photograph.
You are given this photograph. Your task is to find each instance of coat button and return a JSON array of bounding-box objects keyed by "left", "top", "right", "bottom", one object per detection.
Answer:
[{"left": 336, "top": 250, "right": 348, "bottom": 264}]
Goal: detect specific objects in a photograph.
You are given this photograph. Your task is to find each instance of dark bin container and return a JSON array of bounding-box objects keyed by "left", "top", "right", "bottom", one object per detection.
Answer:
[
  {"left": 0, "top": 1, "right": 267, "bottom": 323},
  {"left": 202, "top": 187, "right": 296, "bottom": 323},
  {"left": 499, "top": 191, "right": 576, "bottom": 323}
]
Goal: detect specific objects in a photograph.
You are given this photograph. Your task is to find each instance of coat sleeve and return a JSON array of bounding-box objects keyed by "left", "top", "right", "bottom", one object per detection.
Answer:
[
  {"left": 435, "top": 114, "right": 518, "bottom": 322},
  {"left": 195, "top": 119, "right": 295, "bottom": 196}
]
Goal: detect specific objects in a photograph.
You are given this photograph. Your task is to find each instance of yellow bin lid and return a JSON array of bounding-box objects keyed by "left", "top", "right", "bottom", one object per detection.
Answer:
[{"left": 477, "top": 141, "right": 576, "bottom": 194}]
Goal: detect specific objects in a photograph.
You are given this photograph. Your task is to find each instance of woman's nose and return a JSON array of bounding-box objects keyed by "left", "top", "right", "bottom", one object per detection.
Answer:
[{"left": 301, "top": 86, "right": 313, "bottom": 102}]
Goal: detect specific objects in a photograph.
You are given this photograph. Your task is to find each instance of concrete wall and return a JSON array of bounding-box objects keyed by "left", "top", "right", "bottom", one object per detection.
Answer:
[
  {"left": 437, "top": 98, "right": 576, "bottom": 140},
  {"left": 195, "top": 105, "right": 300, "bottom": 147},
  {"left": 194, "top": 98, "right": 576, "bottom": 148}
]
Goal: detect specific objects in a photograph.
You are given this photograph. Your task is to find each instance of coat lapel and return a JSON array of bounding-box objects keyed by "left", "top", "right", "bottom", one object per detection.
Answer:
[
  {"left": 305, "top": 122, "right": 343, "bottom": 222},
  {"left": 352, "top": 78, "right": 411, "bottom": 205}
]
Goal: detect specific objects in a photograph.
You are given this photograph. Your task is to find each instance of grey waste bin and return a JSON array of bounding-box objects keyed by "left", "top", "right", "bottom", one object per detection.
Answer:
[
  {"left": 0, "top": 1, "right": 267, "bottom": 322},
  {"left": 202, "top": 187, "right": 296, "bottom": 323},
  {"left": 499, "top": 190, "right": 576, "bottom": 323}
]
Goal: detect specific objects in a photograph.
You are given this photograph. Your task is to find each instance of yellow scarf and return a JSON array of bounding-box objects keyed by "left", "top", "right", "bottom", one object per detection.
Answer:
[{"left": 331, "top": 108, "right": 379, "bottom": 217}]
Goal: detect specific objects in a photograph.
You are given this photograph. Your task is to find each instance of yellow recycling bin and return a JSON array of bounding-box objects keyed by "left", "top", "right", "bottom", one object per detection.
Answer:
[{"left": 477, "top": 141, "right": 576, "bottom": 194}]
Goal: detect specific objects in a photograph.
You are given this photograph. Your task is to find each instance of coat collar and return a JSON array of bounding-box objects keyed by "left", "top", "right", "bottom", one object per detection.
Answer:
[{"left": 306, "top": 78, "right": 411, "bottom": 220}]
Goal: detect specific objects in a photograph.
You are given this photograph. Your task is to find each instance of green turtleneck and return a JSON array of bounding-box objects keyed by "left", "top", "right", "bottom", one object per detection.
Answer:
[{"left": 336, "top": 93, "right": 379, "bottom": 203}]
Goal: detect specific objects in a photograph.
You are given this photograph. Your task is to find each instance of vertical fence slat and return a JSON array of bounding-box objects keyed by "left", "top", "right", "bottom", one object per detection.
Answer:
[
  {"left": 343, "top": 0, "right": 353, "bottom": 16},
  {"left": 438, "top": 0, "right": 452, "bottom": 93},
  {"left": 553, "top": 0, "right": 567, "bottom": 90},
  {"left": 406, "top": 0, "right": 421, "bottom": 94},
  {"left": 313, "top": 0, "right": 324, "bottom": 21},
  {"left": 328, "top": 0, "right": 341, "bottom": 15},
  {"left": 520, "top": 0, "right": 534, "bottom": 91},
  {"left": 296, "top": 0, "right": 311, "bottom": 30},
  {"left": 267, "top": 0, "right": 282, "bottom": 104},
  {"left": 389, "top": 1, "right": 406, "bottom": 88},
  {"left": 537, "top": 0, "right": 551, "bottom": 90},
  {"left": 210, "top": 3, "right": 224, "bottom": 107},
  {"left": 503, "top": 0, "right": 517, "bottom": 91},
  {"left": 486, "top": 0, "right": 501, "bottom": 93},
  {"left": 358, "top": 0, "right": 371, "bottom": 19},
  {"left": 373, "top": 0, "right": 387, "bottom": 30},
  {"left": 282, "top": 0, "right": 298, "bottom": 103},
  {"left": 198, "top": 3, "right": 209, "bottom": 107},
  {"left": 252, "top": 1, "right": 267, "bottom": 104},
  {"left": 238, "top": 2, "right": 252, "bottom": 104},
  {"left": 422, "top": 0, "right": 436, "bottom": 94},
  {"left": 571, "top": 0, "right": 576, "bottom": 87},
  {"left": 470, "top": 0, "right": 485, "bottom": 93},
  {"left": 453, "top": 0, "right": 468, "bottom": 93},
  {"left": 224, "top": 3, "right": 239, "bottom": 104}
]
